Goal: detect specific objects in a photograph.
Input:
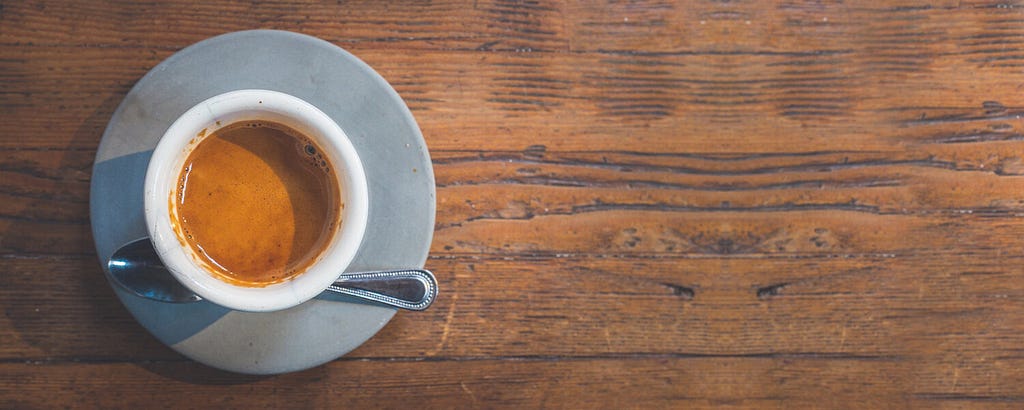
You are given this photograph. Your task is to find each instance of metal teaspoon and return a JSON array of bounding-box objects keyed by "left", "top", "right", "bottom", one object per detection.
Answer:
[{"left": 107, "top": 238, "right": 437, "bottom": 311}]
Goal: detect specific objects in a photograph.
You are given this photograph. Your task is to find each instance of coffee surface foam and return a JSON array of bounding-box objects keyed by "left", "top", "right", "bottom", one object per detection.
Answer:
[{"left": 173, "top": 121, "right": 341, "bottom": 286}]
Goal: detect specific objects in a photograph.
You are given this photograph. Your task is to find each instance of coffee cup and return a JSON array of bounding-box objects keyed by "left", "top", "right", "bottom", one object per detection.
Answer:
[{"left": 144, "top": 89, "right": 369, "bottom": 312}]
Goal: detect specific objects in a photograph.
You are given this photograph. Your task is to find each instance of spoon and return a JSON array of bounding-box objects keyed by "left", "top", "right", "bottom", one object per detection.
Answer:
[{"left": 107, "top": 238, "right": 437, "bottom": 311}]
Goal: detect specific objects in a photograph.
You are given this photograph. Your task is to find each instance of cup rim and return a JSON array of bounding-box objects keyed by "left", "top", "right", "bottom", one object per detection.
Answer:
[{"left": 143, "top": 89, "right": 369, "bottom": 312}]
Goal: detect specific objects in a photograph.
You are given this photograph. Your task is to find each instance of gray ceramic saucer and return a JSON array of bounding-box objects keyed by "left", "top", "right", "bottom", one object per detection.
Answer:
[{"left": 89, "top": 30, "right": 435, "bottom": 374}]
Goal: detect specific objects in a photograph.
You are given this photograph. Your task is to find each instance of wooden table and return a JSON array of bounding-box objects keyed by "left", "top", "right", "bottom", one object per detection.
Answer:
[{"left": 4, "top": 0, "right": 1024, "bottom": 407}]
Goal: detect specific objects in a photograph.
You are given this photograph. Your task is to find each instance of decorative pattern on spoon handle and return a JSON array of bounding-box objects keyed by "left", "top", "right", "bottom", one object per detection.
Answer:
[{"left": 328, "top": 269, "right": 438, "bottom": 311}]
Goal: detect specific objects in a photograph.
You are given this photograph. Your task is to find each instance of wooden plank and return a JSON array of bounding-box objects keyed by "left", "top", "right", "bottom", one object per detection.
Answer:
[
  {"left": 7, "top": 147, "right": 1024, "bottom": 255},
  {"left": 4, "top": 356, "right": 1024, "bottom": 408},
  {"left": 6, "top": 251, "right": 1023, "bottom": 405},
  {"left": 2, "top": 0, "right": 1016, "bottom": 56},
  {"left": 0, "top": 148, "right": 94, "bottom": 255},
  {"left": 0, "top": 0, "right": 570, "bottom": 52},
  {"left": 5, "top": 251, "right": 1024, "bottom": 404},
  {"left": 5, "top": 31, "right": 1024, "bottom": 150},
  {"left": 5, "top": 253, "right": 1024, "bottom": 370},
  {"left": 0, "top": 358, "right": 918, "bottom": 409}
]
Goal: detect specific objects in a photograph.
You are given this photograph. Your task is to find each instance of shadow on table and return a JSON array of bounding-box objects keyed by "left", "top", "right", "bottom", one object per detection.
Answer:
[
  {"left": 2, "top": 92, "right": 133, "bottom": 359},
  {"left": 137, "top": 360, "right": 276, "bottom": 385},
  {"left": 77, "top": 91, "right": 279, "bottom": 386},
  {"left": 2, "top": 88, "right": 288, "bottom": 387}
]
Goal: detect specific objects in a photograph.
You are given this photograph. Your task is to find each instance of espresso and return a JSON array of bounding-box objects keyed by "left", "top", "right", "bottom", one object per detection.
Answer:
[{"left": 171, "top": 121, "right": 341, "bottom": 287}]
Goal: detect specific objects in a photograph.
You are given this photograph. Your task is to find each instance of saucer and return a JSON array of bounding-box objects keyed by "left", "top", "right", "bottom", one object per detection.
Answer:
[{"left": 89, "top": 30, "right": 435, "bottom": 374}]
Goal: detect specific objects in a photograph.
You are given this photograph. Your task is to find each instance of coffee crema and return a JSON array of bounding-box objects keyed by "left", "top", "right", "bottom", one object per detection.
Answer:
[{"left": 171, "top": 120, "right": 342, "bottom": 287}]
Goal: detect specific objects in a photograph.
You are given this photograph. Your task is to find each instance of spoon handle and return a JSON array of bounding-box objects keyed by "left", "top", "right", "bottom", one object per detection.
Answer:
[{"left": 327, "top": 269, "right": 438, "bottom": 311}]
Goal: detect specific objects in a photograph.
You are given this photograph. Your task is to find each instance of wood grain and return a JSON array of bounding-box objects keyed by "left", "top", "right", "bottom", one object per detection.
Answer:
[
  {"left": 6, "top": 252, "right": 1024, "bottom": 358},
  {"left": 0, "top": 359, "right": 917, "bottom": 408},
  {"left": 8, "top": 1, "right": 1024, "bottom": 152},
  {"left": 4, "top": 0, "right": 1024, "bottom": 408}
]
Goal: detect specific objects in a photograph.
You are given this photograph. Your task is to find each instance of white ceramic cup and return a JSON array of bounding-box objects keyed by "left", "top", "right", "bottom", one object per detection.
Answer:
[{"left": 144, "top": 89, "right": 369, "bottom": 312}]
